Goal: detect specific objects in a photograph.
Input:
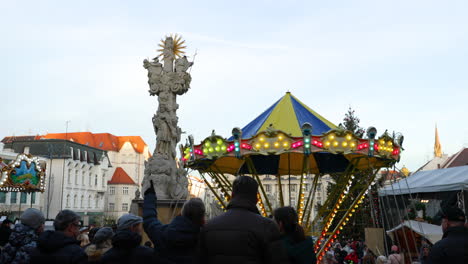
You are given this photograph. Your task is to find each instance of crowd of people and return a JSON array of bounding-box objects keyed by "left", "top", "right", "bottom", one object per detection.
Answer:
[{"left": 0, "top": 175, "right": 466, "bottom": 264}]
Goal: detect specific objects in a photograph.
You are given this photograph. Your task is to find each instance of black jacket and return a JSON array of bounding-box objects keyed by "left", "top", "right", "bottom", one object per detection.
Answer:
[
  {"left": 30, "top": 230, "right": 87, "bottom": 264},
  {"left": 199, "top": 196, "right": 289, "bottom": 264},
  {"left": 101, "top": 229, "right": 153, "bottom": 264},
  {"left": 427, "top": 226, "right": 468, "bottom": 264},
  {"left": 281, "top": 236, "right": 316, "bottom": 264},
  {"left": 143, "top": 192, "right": 200, "bottom": 264},
  {"left": 0, "top": 225, "right": 12, "bottom": 247}
]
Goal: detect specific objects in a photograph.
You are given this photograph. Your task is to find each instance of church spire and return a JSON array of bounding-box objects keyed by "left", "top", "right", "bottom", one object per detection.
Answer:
[{"left": 434, "top": 125, "right": 442, "bottom": 158}]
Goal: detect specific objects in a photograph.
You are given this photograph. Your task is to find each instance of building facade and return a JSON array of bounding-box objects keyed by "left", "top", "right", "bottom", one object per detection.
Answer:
[
  {"left": 39, "top": 132, "right": 150, "bottom": 220},
  {"left": 1, "top": 138, "right": 111, "bottom": 224}
]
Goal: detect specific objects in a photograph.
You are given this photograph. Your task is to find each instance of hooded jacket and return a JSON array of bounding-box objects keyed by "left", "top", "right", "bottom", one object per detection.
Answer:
[
  {"left": 0, "top": 223, "right": 38, "bottom": 264},
  {"left": 281, "top": 236, "right": 316, "bottom": 264},
  {"left": 30, "top": 230, "right": 87, "bottom": 264},
  {"left": 143, "top": 191, "right": 201, "bottom": 264},
  {"left": 100, "top": 229, "right": 153, "bottom": 264},
  {"left": 427, "top": 226, "right": 468, "bottom": 264},
  {"left": 198, "top": 195, "right": 290, "bottom": 264}
]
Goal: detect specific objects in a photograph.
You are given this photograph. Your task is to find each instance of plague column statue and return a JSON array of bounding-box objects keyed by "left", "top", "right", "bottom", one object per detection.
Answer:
[{"left": 142, "top": 35, "right": 192, "bottom": 199}]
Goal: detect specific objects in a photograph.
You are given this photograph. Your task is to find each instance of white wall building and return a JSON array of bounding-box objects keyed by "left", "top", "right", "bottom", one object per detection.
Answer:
[
  {"left": 1, "top": 137, "right": 111, "bottom": 224},
  {"left": 40, "top": 132, "right": 150, "bottom": 220}
]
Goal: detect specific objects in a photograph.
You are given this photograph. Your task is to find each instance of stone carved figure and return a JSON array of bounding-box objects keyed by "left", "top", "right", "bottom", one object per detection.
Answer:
[{"left": 142, "top": 35, "right": 193, "bottom": 199}]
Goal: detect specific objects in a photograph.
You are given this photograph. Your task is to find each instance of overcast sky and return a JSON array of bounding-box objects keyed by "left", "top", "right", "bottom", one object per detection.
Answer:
[{"left": 1, "top": 0, "right": 467, "bottom": 171}]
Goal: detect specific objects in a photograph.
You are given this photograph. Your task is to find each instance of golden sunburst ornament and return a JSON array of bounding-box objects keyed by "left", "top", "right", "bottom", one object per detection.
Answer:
[{"left": 157, "top": 34, "right": 187, "bottom": 59}]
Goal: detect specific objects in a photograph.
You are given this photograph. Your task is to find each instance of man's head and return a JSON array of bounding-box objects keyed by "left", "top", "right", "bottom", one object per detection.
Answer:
[
  {"left": 117, "top": 213, "right": 143, "bottom": 234},
  {"left": 54, "top": 210, "right": 81, "bottom": 238},
  {"left": 181, "top": 198, "right": 206, "bottom": 226},
  {"left": 1, "top": 219, "right": 13, "bottom": 228},
  {"left": 21, "top": 208, "right": 45, "bottom": 233},
  {"left": 441, "top": 207, "right": 466, "bottom": 232},
  {"left": 232, "top": 176, "right": 258, "bottom": 202}
]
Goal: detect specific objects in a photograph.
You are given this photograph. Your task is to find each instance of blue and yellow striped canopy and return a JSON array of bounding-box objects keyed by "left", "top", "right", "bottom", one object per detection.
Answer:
[{"left": 240, "top": 92, "right": 337, "bottom": 139}]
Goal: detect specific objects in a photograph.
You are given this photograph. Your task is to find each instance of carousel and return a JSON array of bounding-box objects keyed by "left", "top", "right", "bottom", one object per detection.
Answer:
[{"left": 181, "top": 92, "right": 403, "bottom": 261}]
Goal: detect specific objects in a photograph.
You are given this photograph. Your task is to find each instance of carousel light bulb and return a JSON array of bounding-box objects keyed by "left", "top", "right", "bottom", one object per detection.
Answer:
[
  {"left": 283, "top": 142, "right": 289, "bottom": 148},
  {"left": 204, "top": 142, "right": 210, "bottom": 148},
  {"left": 264, "top": 143, "right": 270, "bottom": 148},
  {"left": 333, "top": 141, "right": 338, "bottom": 147},
  {"left": 259, "top": 137, "right": 265, "bottom": 142},
  {"left": 325, "top": 141, "right": 331, "bottom": 147},
  {"left": 329, "top": 134, "right": 335, "bottom": 140},
  {"left": 215, "top": 146, "right": 220, "bottom": 152},
  {"left": 346, "top": 135, "right": 352, "bottom": 140},
  {"left": 209, "top": 147, "right": 214, "bottom": 153},
  {"left": 274, "top": 142, "right": 280, "bottom": 148},
  {"left": 350, "top": 142, "right": 356, "bottom": 147},
  {"left": 255, "top": 143, "right": 261, "bottom": 149},
  {"left": 342, "top": 142, "right": 348, "bottom": 147}
]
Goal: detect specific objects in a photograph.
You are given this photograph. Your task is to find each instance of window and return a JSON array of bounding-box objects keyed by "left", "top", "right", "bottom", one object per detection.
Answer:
[
  {"left": 10, "top": 192, "right": 17, "bottom": 203},
  {"left": 109, "top": 203, "right": 115, "bottom": 211},
  {"left": 82, "top": 172, "right": 85, "bottom": 186},
  {"left": 317, "top": 183, "right": 322, "bottom": 191},
  {"left": 20, "top": 193, "right": 27, "bottom": 204},
  {"left": 66, "top": 194, "right": 70, "bottom": 207},
  {"left": 89, "top": 173, "right": 92, "bottom": 186},
  {"left": 109, "top": 187, "right": 115, "bottom": 195},
  {"left": 291, "top": 184, "right": 297, "bottom": 192},
  {"left": 0, "top": 192, "right": 6, "bottom": 203},
  {"left": 95, "top": 195, "right": 98, "bottom": 208},
  {"left": 73, "top": 195, "right": 78, "bottom": 208},
  {"left": 123, "top": 187, "right": 129, "bottom": 195},
  {"left": 88, "top": 195, "right": 91, "bottom": 208},
  {"left": 265, "top": 184, "right": 271, "bottom": 192},
  {"left": 102, "top": 172, "right": 105, "bottom": 186},
  {"left": 95, "top": 175, "right": 98, "bottom": 186},
  {"left": 68, "top": 169, "right": 72, "bottom": 184},
  {"left": 81, "top": 195, "right": 84, "bottom": 208},
  {"left": 305, "top": 184, "right": 310, "bottom": 191},
  {"left": 122, "top": 203, "right": 128, "bottom": 211},
  {"left": 75, "top": 170, "right": 79, "bottom": 184},
  {"left": 31, "top": 192, "right": 36, "bottom": 204}
]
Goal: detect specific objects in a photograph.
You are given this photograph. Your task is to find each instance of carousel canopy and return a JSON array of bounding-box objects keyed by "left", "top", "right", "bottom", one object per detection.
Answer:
[
  {"left": 237, "top": 92, "right": 338, "bottom": 139},
  {"left": 379, "top": 165, "right": 468, "bottom": 196}
]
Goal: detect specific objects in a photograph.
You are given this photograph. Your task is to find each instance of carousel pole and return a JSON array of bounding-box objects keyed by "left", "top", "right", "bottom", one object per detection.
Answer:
[
  {"left": 277, "top": 173, "right": 285, "bottom": 207},
  {"left": 245, "top": 157, "right": 272, "bottom": 215},
  {"left": 199, "top": 172, "right": 227, "bottom": 209}
]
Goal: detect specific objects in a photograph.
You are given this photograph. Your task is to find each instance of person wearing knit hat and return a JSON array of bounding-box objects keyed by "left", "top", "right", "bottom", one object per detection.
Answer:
[
  {"left": 0, "top": 208, "right": 45, "bottom": 263},
  {"left": 428, "top": 207, "right": 467, "bottom": 264},
  {"left": 85, "top": 227, "right": 114, "bottom": 263},
  {"left": 101, "top": 213, "right": 153, "bottom": 263},
  {"left": 117, "top": 214, "right": 143, "bottom": 232}
]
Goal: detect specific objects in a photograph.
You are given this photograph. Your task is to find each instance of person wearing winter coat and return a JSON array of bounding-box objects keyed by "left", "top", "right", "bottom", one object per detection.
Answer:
[
  {"left": 387, "top": 245, "right": 403, "bottom": 264},
  {"left": 30, "top": 209, "right": 87, "bottom": 264},
  {"left": 427, "top": 207, "right": 468, "bottom": 264},
  {"left": 0, "top": 208, "right": 45, "bottom": 264},
  {"left": 0, "top": 219, "right": 13, "bottom": 248},
  {"left": 101, "top": 213, "right": 153, "bottom": 264},
  {"left": 143, "top": 180, "right": 205, "bottom": 264},
  {"left": 273, "top": 206, "right": 316, "bottom": 264},
  {"left": 85, "top": 227, "right": 114, "bottom": 263},
  {"left": 198, "top": 176, "right": 290, "bottom": 264}
]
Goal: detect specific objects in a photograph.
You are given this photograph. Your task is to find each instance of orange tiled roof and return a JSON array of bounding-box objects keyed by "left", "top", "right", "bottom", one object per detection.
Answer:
[
  {"left": 108, "top": 167, "right": 136, "bottom": 185},
  {"left": 40, "top": 132, "right": 147, "bottom": 154}
]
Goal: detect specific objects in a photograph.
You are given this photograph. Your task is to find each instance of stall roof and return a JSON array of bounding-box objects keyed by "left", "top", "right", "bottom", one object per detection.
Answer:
[
  {"left": 379, "top": 165, "right": 468, "bottom": 196},
  {"left": 386, "top": 220, "right": 443, "bottom": 244}
]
